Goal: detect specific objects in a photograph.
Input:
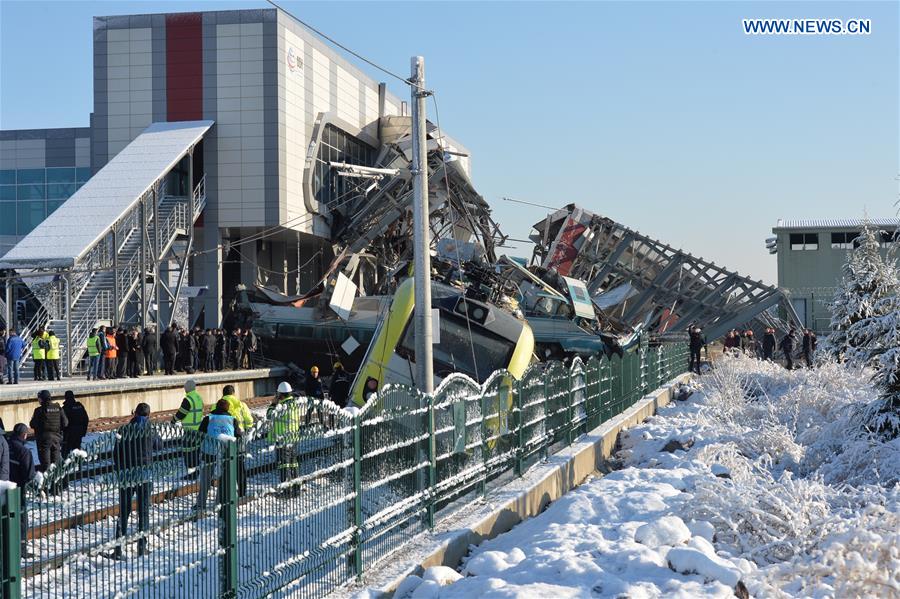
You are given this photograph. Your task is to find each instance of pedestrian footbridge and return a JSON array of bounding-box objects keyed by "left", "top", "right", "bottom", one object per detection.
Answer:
[{"left": 0, "top": 121, "right": 213, "bottom": 375}]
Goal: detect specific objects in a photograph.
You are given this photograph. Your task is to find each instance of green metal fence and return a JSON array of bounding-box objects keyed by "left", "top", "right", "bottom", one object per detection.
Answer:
[{"left": 0, "top": 341, "right": 688, "bottom": 598}]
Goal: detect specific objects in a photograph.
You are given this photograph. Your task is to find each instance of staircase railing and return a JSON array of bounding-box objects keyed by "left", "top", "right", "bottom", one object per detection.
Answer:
[{"left": 67, "top": 289, "right": 112, "bottom": 373}]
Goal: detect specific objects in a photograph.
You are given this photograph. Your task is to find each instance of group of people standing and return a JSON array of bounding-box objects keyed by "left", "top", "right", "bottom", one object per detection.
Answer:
[
  {"left": 1, "top": 327, "right": 62, "bottom": 384},
  {"left": 159, "top": 325, "right": 257, "bottom": 377},
  {"left": 85, "top": 326, "right": 155, "bottom": 381},
  {"left": 0, "top": 389, "right": 89, "bottom": 556},
  {"left": 722, "top": 327, "right": 817, "bottom": 369}
]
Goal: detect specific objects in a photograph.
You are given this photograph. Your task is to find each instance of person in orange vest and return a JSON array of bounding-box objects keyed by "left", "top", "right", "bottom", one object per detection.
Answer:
[{"left": 105, "top": 328, "right": 119, "bottom": 379}]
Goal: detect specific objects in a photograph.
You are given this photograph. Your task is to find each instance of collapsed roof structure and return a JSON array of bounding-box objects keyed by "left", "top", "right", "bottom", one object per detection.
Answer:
[{"left": 529, "top": 204, "right": 801, "bottom": 341}]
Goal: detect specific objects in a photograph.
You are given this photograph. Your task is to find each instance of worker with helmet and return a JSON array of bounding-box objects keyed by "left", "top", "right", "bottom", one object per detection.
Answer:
[
  {"left": 221, "top": 384, "right": 252, "bottom": 496},
  {"left": 268, "top": 381, "right": 302, "bottom": 483},
  {"left": 172, "top": 379, "right": 206, "bottom": 473}
]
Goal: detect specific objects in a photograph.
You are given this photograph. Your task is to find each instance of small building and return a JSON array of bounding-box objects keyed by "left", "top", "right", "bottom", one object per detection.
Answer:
[{"left": 772, "top": 218, "right": 900, "bottom": 333}]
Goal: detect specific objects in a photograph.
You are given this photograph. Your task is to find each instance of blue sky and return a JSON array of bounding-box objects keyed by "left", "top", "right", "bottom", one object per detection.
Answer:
[{"left": 1, "top": 1, "right": 897, "bottom": 283}]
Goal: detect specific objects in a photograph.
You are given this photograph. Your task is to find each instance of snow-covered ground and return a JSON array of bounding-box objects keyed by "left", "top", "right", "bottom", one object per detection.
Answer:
[{"left": 384, "top": 356, "right": 900, "bottom": 598}]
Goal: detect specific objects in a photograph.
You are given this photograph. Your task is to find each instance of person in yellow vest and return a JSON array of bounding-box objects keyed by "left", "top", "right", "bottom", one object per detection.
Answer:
[
  {"left": 86, "top": 328, "right": 103, "bottom": 381},
  {"left": 31, "top": 328, "right": 47, "bottom": 381},
  {"left": 267, "top": 381, "right": 302, "bottom": 483},
  {"left": 46, "top": 331, "right": 62, "bottom": 382},
  {"left": 172, "top": 379, "right": 206, "bottom": 475},
  {"left": 221, "top": 384, "right": 252, "bottom": 496}
]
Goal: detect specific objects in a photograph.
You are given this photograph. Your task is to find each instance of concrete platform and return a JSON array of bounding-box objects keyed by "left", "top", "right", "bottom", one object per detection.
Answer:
[{"left": 0, "top": 367, "right": 286, "bottom": 427}]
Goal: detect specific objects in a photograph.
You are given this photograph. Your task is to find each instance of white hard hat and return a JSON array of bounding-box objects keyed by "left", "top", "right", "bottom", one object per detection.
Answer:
[{"left": 277, "top": 381, "right": 293, "bottom": 394}]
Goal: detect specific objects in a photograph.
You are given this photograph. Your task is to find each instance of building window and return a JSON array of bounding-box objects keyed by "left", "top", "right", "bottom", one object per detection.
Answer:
[
  {"left": 16, "top": 168, "right": 45, "bottom": 184},
  {"left": 0, "top": 203, "right": 15, "bottom": 235},
  {"left": 47, "top": 182, "right": 77, "bottom": 199},
  {"left": 789, "top": 233, "right": 818, "bottom": 251},
  {"left": 0, "top": 185, "right": 15, "bottom": 201},
  {"left": 0, "top": 170, "right": 15, "bottom": 185},
  {"left": 46, "top": 167, "right": 76, "bottom": 183},
  {"left": 831, "top": 232, "right": 859, "bottom": 249},
  {"left": 880, "top": 230, "right": 899, "bottom": 247},
  {"left": 313, "top": 124, "right": 376, "bottom": 211},
  {"left": 17, "top": 184, "right": 45, "bottom": 200},
  {"left": 16, "top": 200, "right": 46, "bottom": 235},
  {"left": 75, "top": 167, "right": 91, "bottom": 183}
]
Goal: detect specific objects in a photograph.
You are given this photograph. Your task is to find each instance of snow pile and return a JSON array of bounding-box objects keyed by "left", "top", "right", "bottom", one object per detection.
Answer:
[{"left": 382, "top": 356, "right": 899, "bottom": 598}]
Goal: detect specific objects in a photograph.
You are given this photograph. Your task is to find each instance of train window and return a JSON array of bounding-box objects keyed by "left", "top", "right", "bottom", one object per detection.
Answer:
[{"left": 400, "top": 314, "right": 514, "bottom": 382}]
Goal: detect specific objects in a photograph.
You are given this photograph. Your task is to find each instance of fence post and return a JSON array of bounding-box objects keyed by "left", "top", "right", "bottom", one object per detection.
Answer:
[
  {"left": 219, "top": 442, "right": 239, "bottom": 598},
  {"left": 479, "top": 391, "right": 488, "bottom": 498},
  {"left": 352, "top": 414, "right": 363, "bottom": 576},
  {"left": 427, "top": 395, "right": 436, "bottom": 529},
  {"left": 565, "top": 367, "right": 574, "bottom": 445},
  {"left": 1, "top": 486, "right": 22, "bottom": 599},
  {"left": 515, "top": 377, "right": 525, "bottom": 476}
]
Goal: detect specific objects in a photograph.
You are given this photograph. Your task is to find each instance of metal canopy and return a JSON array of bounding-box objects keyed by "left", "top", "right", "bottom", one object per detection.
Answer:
[
  {"left": 531, "top": 204, "right": 802, "bottom": 339},
  {"left": 0, "top": 120, "right": 213, "bottom": 269}
]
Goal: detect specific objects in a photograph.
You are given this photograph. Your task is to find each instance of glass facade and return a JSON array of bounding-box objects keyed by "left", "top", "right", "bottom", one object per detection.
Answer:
[
  {"left": 313, "top": 124, "right": 376, "bottom": 211},
  {"left": 0, "top": 167, "right": 90, "bottom": 236}
]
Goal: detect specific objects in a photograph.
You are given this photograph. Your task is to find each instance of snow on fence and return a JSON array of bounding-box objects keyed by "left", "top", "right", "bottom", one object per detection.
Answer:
[{"left": 0, "top": 341, "right": 688, "bottom": 599}]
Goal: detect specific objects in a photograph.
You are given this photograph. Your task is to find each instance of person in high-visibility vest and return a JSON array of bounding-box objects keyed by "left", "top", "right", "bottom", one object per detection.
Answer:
[
  {"left": 86, "top": 328, "right": 103, "bottom": 381},
  {"left": 221, "top": 384, "right": 252, "bottom": 496},
  {"left": 267, "top": 382, "right": 302, "bottom": 483},
  {"left": 31, "top": 328, "right": 47, "bottom": 381},
  {"left": 193, "top": 399, "right": 242, "bottom": 515},
  {"left": 104, "top": 329, "right": 118, "bottom": 380},
  {"left": 46, "top": 331, "right": 62, "bottom": 382},
  {"left": 172, "top": 379, "right": 206, "bottom": 473}
]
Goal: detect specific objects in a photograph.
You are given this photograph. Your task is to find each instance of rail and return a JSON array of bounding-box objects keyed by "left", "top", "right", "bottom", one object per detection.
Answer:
[{"left": 0, "top": 341, "right": 689, "bottom": 599}]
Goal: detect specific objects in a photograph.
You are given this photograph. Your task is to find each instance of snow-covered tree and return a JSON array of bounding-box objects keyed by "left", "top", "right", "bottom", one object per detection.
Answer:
[{"left": 821, "top": 223, "right": 899, "bottom": 363}]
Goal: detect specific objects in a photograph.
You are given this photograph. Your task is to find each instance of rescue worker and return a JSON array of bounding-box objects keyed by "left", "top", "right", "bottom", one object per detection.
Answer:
[
  {"left": 112, "top": 403, "right": 160, "bottom": 559},
  {"left": 241, "top": 329, "right": 257, "bottom": 369},
  {"left": 46, "top": 330, "right": 62, "bottom": 381},
  {"left": 228, "top": 328, "right": 242, "bottom": 370},
  {"left": 62, "top": 390, "right": 89, "bottom": 458},
  {"left": 8, "top": 423, "right": 36, "bottom": 557},
  {"left": 86, "top": 328, "right": 103, "bottom": 380},
  {"left": 104, "top": 327, "right": 118, "bottom": 379},
  {"left": 741, "top": 329, "right": 757, "bottom": 357},
  {"left": 30, "top": 390, "right": 68, "bottom": 474},
  {"left": 221, "top": 384, "right": 252, "bottom": 496},
  {"left": 194, "top": 399, "right": 242, "bottom": 514},
  {"left": 96, "top": 325, "right": 110, "bottom": 379},
  {"left": 780, "top": 328, "right": 796, "bottom": 370},
  {"left": 202, "top": 329, "right": 216, "bottom": 372},
  {"left": 172, "top": 379, "right": 205, "bottom": 473},
  {"left": 267, "top": 382, "right": 301, "bottom": 483},
  {"left": 329, "top": 363, "right": 352, "bottom": 409},
  {"left": 802, "top": 329, "right": 817, "bottom": 368},
  {"left": 688, "top": 327, "right": 705, "bottom": 375},
  {"left": 31, "top": 327, "right": 47, "bottom": 381},
  {"left": 762, "top": 328, "right": 777, "bottom": 361}
]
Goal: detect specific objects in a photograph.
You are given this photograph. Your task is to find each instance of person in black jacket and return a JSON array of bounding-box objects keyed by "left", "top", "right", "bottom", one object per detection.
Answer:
[
  {"left": 129, "top": 329, "right": 143, "bottom": 378},
  {"left": 161, "top": 324, "right": 178, "bottom": 375},
  {"left": 141, "top": 328, "right": 155, "bottom": 375},
  {"left": 30, "top": 390, "right": 68, "bottom": 473},
  {"left": 62, "top": 391, "right": 89, "bottom": 458},
  {"left": 8, "top": 423, "right": 35, "bottom": 556},
  {"left": 214, "top": 329, "right": 226, "bottom": 371},
  {"left": 780, "top": 329, "right": 796, "bottom": 370},
  {"left": 688, "top": 327, "right": 705, "bottom": 375},
  {"left": 0, "top": 430, "right": 8, "bottom": 482},
  {"left": 112, "top": 403, "right": 160, "bottom": 558},
  {"left": 762, "top": 328, "right": 777, "bottom": 361},
  {"left": 328, "top": 363, "right": 351, "bottom": 409},
  {"left": 115, "top": 327, "right": 129, "bottom": 379},
  {"left": 802, "top": 329, "right": 817, "bottom": 368},
  {"left": 201, "top": 330, "right": 215, "bottom": 372},
  {"left": 228, "top": 328, "right": 242, "bottom": 370}
]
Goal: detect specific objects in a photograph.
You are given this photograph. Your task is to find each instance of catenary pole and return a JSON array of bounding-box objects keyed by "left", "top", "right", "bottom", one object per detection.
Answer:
[{"left": 410, "top": 56, "right": 433, "bottom": 393}]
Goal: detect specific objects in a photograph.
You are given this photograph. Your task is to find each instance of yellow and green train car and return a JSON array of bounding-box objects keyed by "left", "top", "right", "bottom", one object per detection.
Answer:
[{"left": 350, "top": 278, "right": 534, "bottom": 406}]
